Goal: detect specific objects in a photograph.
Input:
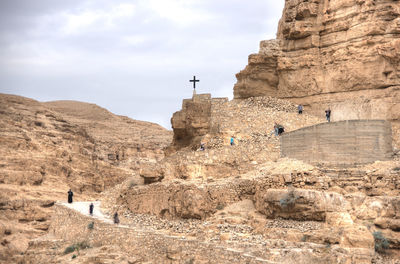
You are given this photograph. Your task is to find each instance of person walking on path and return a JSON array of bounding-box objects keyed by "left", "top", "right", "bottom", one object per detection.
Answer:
[
  {"left": 200, "top": 142, "right": 205, "bottom": 151},
  {"left": 325, "top": 108, "right": 331, "bottom": 122},
  {"left": 89, "top": 203, "right": 94, "bottom": 216},
  {"left": 67, "top": 189, "right": 73, "bottom": 204},
  {"left": 113, "top": 212, "right": 120, "bottom": 224},
  {"left": 230, "top": 137, "right": 234, "bottom": 146},
  {"left": 298, "top": 104, "right": 303, "bottom": 114}
]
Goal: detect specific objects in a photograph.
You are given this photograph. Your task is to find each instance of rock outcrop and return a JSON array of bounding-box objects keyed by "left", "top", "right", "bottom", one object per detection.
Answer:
[{"left": 234, "top": 0, "right": 400, "bottom": 147}]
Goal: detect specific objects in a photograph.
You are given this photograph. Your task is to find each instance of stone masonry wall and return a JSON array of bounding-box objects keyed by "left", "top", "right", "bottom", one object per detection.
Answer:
[{"left": 281, "top": 120, "right": 393, "bottom": 166}]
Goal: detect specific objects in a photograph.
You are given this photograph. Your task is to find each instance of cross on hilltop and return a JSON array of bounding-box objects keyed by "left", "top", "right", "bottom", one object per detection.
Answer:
[{"left": 189, "top": 76, "right": 200, "bottom": 90}]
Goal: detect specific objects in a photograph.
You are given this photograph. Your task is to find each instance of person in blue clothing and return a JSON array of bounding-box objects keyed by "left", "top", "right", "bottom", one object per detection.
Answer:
[
  {"left": 325, "top": 108, "right": 331, "bottom": 122},
  {"left": 230, "top": 136, "right": 234, "bottom": 146},
  {"left": 298, "top": 104, "right": 303, "bottom": 114}
]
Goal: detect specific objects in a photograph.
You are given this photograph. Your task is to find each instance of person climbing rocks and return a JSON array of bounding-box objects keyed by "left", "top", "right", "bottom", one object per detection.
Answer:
[
  {"left": 113, "top": 212, "right": 120, "bottom": 224},
  {"left": 230, "top": 137, "right": 234, "bottom": 146},
  {"left": 298, "top": 104, "right": 303, "bottom": 114},
  {"left": 89, "top": 203, "right": 94, "bottom": 216},
  {"left": 274, "top": 123, "right": 284, "bottom": 136},
  {"left": 325, "top": 108, "right": 331, "bottom": 122},
  {"left": 278, "top": 124, "right": 284, "bottom": 135},
  {"left": 67, "top": 189, "right": 73, "bottom": 204}
]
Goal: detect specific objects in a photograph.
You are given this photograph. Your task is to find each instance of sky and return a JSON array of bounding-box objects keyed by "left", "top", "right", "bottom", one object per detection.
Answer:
[{"left": 0, "top": 0, "right": 284, "bottom": 129}]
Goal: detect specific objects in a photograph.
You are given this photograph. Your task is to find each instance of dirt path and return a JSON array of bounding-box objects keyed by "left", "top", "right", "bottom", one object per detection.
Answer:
[{"left": 60, "top": 201, "right": 114, "bottom": 224}]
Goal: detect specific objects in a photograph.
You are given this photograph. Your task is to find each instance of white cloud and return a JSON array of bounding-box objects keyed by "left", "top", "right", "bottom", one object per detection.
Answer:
[
  {"left": 141, "top": 0, "right": 215, "bottom": 27},
  {"left": 122, "top": 35, "right": 147, "bottom": 46},
  {"left": 62, "top": 3, "right": 136, "bottom": 35}
]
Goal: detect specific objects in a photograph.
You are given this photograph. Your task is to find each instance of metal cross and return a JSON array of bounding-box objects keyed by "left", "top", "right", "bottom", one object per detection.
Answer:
[{"left": 189, "top": 76, "right": 200, "bottom": 90}]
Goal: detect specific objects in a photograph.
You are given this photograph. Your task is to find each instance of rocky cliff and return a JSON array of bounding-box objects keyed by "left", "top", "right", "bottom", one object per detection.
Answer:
[{"left": 234, "top": 0, "right": 400, "bottom": 147}]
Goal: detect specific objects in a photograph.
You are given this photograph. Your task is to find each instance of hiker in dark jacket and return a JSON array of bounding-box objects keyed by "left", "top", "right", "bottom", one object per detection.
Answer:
[
  {"left": 67, "top": 189, "right": 73, "bottom": 203},
  {"left": 113, "top": 212, "right": 120, "bottom": 224}
]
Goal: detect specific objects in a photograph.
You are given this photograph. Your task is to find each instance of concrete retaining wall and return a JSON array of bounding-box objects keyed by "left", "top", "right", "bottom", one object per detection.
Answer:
[{"left": 280, "top": 120, "right": 393, "bottom": 166}]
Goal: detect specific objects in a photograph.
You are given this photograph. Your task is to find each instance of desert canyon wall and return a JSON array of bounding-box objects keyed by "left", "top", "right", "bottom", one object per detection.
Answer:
[{"left": 234, "top": 0, "right": 400, "bottom": 147}]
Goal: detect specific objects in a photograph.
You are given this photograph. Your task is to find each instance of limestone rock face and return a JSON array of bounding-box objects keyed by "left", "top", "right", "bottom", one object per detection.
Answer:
[
  {"left": 234, "top": 40, "right": 281, "bottom": 99},
  {"left": 234, "top": 0, "right": 400, "bottom": 147}
]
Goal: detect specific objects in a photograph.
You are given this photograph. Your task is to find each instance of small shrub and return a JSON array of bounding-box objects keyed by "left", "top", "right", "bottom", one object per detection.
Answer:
[
  {"left": 76, "top": 241, "right": 90, "bottom": 250},
  {"left": 325, "top": 242, "right": 331, "bottom": 249},
  {"left": 373, "top": 231, "right": 389, "bottom": 253},
  {"left": 64, "top": 245, "right": 75, "bottom": 254},
  {"left": 72, "top": 254, "right": 77, "bottom": 259},
  {"left": 88, "top": 222, "right": 94, "bottom": 230},
  {"left": 63, "top": 241, "right": 91, "bottom": 255},
  {"left": 216, "top": 203, "right": 225, "bottom": 210},
  {"left": 393, "top": 167, "right": 400, "bottom": 171},
  {"left": 129, "top": 180, "right": 137, "bottom": 188},
  {"left": 301, "top": 235, "right": 309, "bottom": 242}
]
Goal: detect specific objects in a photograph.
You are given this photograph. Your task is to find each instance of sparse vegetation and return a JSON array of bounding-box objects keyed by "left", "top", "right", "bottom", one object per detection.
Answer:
[
  {"left": 325, "top": 242, "right": 331, "bottom": 249},
  {"left": 88, "top": 221, "right": 94, "bottom": 230},
  {"left": 63, "top": 241, "right": 91, "bottom": 255},
  {"left": 301, "top": 235, "right": 309, "bottom": 242},
  {"left": 129, "top": 180, "right": 137, "bottom": 188},
  {"left": 373, "top": 231, "right": 389, "bottom": 253},
  {"left": 72, "top": 254, "right": 77, "bottom": 259},
  {"left": 216, "top": 203, "right": 225, "bottom": 210},
  {"left": 64, "top": 245, "right": 75, "bottom": 255}
]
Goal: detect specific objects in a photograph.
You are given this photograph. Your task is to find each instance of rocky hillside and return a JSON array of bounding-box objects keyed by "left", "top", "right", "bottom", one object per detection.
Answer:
[
  {"left": 96, "top": 94, "right": 400, "bottom": 264},
  {"left": 9, "top": 94, "right": 400, "bottom": 263},
  {"left": 0, "top": 93, "right": 172, "bottom": 262},
  {"left": 234, "top": 0, "right": 400, "bottom": 148}
]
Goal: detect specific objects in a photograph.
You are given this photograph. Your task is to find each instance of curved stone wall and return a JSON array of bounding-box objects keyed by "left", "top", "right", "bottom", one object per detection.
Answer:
[{"left": 280, "top": 120, "right": 393, "bottom": 166}]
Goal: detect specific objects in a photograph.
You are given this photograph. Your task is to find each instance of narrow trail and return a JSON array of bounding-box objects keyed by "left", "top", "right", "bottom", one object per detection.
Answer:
[
  {"left": 60, "top": 201, "right": 114, "bottom": 225},
  {"left": 58, "top": 201, "right": 276, "bottom": 263}
]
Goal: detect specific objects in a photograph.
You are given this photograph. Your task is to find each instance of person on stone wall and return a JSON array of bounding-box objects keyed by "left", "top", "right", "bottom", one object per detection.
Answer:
[
  {"left": 89, "top": 203, "right": 94, "bottom": 216},
  {"left": 298, "top": 104, "right": 303, "bottom": 114},
  {"left": 230, "top": 137, "right": 235, "bottom": 146},
  {"left": 67, "top": 189, "right": 73, "bottom": 203},
  {"left": 113, "top": 212, "right": 120, "bottom": 224},
  {"left": 325, "top": 108, "right": 331, "bottom": 122},
  {"left": 274, "top": 123, "right": 284, "bottom": 136},
  {"left": 278, "top": 125, "right": 284, "bottom": 135}
]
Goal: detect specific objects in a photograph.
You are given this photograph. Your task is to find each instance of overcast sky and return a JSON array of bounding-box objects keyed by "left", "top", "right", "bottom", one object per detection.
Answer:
[{"left": 0, "top": 0, "right": 284, "bottom": 129}]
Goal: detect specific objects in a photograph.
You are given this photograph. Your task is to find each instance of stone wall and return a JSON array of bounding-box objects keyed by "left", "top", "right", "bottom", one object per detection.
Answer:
[{"left": 280, "top": 120, "right": 393, "bottom": 166}]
